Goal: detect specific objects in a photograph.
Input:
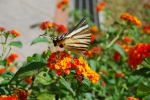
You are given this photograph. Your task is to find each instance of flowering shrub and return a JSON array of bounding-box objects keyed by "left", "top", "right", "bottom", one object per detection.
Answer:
[{"left": 1, "top": 0, "right": 150, "bottom": 100}]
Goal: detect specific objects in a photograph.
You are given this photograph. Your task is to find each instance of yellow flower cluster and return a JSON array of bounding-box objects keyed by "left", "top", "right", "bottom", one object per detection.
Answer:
[
  {"left": 120, "top": 13, "right": 142, "bottom": 27},
  {"left": 54, "top": 57, "right": 72, "bottom": 75},
  {"left": 75, "top": 57, "right": 100, "bottom": 83}
]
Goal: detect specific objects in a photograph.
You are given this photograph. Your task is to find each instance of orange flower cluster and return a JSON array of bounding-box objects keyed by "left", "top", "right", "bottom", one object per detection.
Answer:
[
  {"left": 84, "top": 46, "right": 102, "bottom": 58},
  {"left": 0, "top": 95, "right": 18, "bottom": 100},
  {"left": 74, "top": 57, "right": 101, "bottom": 83},
  {"left": 40, "top": 21, "right": 53, "bottom": 30},
  {"left": 114, "top": 72, "right": 124, "bottom": 78},
  {"left": 90, "top": 26, "right": 102, "bottom": 42},
  {"left": 14, "top": 89, "right": 29, "bottom": 100},
  {"left": 96, "top": 1, "right": 106, "bottom": 12},
  {"left": 57, "top": 0, "right": 69, "bottom": 9},
  {"left": 40, "top": 21, "right": 67, "bottom": 33},
  {"left": 143, "top": 24, "right": 150, "bottom": 34},
  {"left": 126, "top": 97, "right": 139, "bottom": 100},
  {"left": 120, "top": 13, "right": 142, "bottom": 27},
  {"left": 9, "top": 30, "right": 21, "bottom": 37},
  {"left": 6, "top": 53, "right": 18, "bottom": 65},
  {"left": 47, "top": 51, "right": 100, "bottom": 83},
  {"left": 126, "top": 43, "right": 150, "bottom": 69},
  {"left": 0, "top": 26, "right": 6, "bottom": 31},
  {"left": 90, "top": 26, "right": 98, "bottom": 32}
]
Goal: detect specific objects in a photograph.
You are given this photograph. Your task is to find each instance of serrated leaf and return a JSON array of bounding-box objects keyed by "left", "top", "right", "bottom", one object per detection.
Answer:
[
  {"left": 36, "top": 71, "right": 52, "bottom": 85},
  {"left": 9, "top": 41, "right": 22, "bottom": 48},
  {"left": 60, "top": 77, "right": 75, "bottom": 96},
  {"left": 36, "top": 93, "right": 55, "bottom": 100},
  {"left": 8, "top": 61, "right": 46, "bottom": 84},
  {"left": 31, "top": 37, "right": 50, "bottom": 45}
]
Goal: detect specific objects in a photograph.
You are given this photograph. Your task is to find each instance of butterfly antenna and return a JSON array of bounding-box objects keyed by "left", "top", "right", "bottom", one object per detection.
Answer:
[{"left": 39, "top": 34, "right": 52, "bottom": 39}]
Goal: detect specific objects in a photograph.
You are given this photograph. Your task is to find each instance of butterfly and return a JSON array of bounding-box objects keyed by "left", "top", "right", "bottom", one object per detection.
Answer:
[{"left": 42, "top": 18, "right": 91, "bottom": 53}]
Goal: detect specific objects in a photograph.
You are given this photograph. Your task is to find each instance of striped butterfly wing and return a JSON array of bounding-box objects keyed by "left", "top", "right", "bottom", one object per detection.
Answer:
[{"left": 52, "top": 18, "right": 91, "bottom": 53}]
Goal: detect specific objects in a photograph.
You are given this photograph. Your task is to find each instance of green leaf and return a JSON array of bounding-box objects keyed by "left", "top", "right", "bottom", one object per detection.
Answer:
[
  {"left": 83, "top": 93, "right": 93, "bottom": 100},
  {"left": 31, "top": 37, "right": 50, "bottom": 45},
  {"left": 18, "top": 71, "right": 34, "bottom": 77},
  {"left": 9, "top": 41, "right": 22, "bottom": 48},
  {"left": 142, "top": 95, "right": 150, "bottom": 100},
  {"left": 112, "top": 44, "right": 126, "bottom": 59},
  {"left": 27, "top": 53, "right": 44, "bottom": 62},
  {"left": 128, "top": 75, "right": 143, "bottom": 85},
  {"left": 60, "top": 77, "right": 75, "bottom": 96},
  {"left": 89, "top": 60, "right": 96, "bottom": 70},
  {"left": 36, "top": 71, "right": 52, "bottom": 85},
  {"left": 2, "top": 72, "right": 14, "bottom": 79},
  {"left": 62, "top": 96, "right": 75, "bottom": 100},
  {"left": 0, "top": 87, "right": 8, "bottom": 95},
  {"left": 107, "top": 27, "right": 115, "bottom": 34},
  {"left": 132, "top": 67, "right": 150, "bottom": 78},
  {"left": 136, "top": 83, "right": 150, "bottom": 97},
  {"left": 82, "top": 77, "right": 91, "bottom": 87},
  {"left": 8, "top": 61, "right": 46, "bottom": 84},
  {"left": 0, "top": 60, "right": 7, "bottom": 66},
  {"left": 36, "top": 93, "right": 55, "bottom": 100},
  {"left": 138, "top": 83, "right": 150, "bottom": 92}
]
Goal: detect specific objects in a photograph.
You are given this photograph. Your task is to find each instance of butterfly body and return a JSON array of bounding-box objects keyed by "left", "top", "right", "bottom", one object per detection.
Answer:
[{"left": 45, "top": 18, "right": 91, "bottom": 53}]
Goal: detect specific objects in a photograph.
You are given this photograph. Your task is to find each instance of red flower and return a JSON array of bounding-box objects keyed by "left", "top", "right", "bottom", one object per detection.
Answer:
[
  {"left": 122, "top": 36, "right": 132, "bottom": 43},
  {"left": 96, "top": 1, "right": 106, "bottom": 12},
  {"left": 101, "top": 81, "right": 106, "bottom": 87},
  {"left": 0, "top": 95, "right": 18, "bottom": 100},
  {"left": 14, "top": 89, "right": 29, "bottom": 100},
  {"left": 25, "top": 77, "right": 32, "bottom": 84},
  {"left": 9, "top": 30, "right": 21, "bottom": 37},
  {"left": 126, "top": 97, "right": 139, "bottom": 100},
  {"left": 90, "top": 34, "right": 95, "bottom": 42},
  {"left": 0, "top": 67, "right": 5, "bottom": 74},
  {"left": 6, "top": 53, "right": 18, "bottom": 65},
  {"left": 143, "top": 24, "right": 150, "bottom": 34},
  {"left": 57, "top": 24, "right": 67, "bottom": 33},
  {"left": 126, "top": 43, "right": 150, "bottom": 69},
  {"left": 0, "top": 27, "right": 6, "bottom": 31},
  {"left": 40, "top": 21, "right": 53, "bottom": 30},
  {"left": 113, "top": 51, "right": 121, "bottom": 62},
  {"left": 57, "top": 0, "right": 69, "bottom": 9},
  {"left": 114, "top": 72, "right": 124, "bottom": 78}
]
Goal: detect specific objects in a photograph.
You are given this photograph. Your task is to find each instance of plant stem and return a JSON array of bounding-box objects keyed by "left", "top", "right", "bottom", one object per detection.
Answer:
[{"left": 106, "top": 24, "right": 128, "bottom": 49}]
